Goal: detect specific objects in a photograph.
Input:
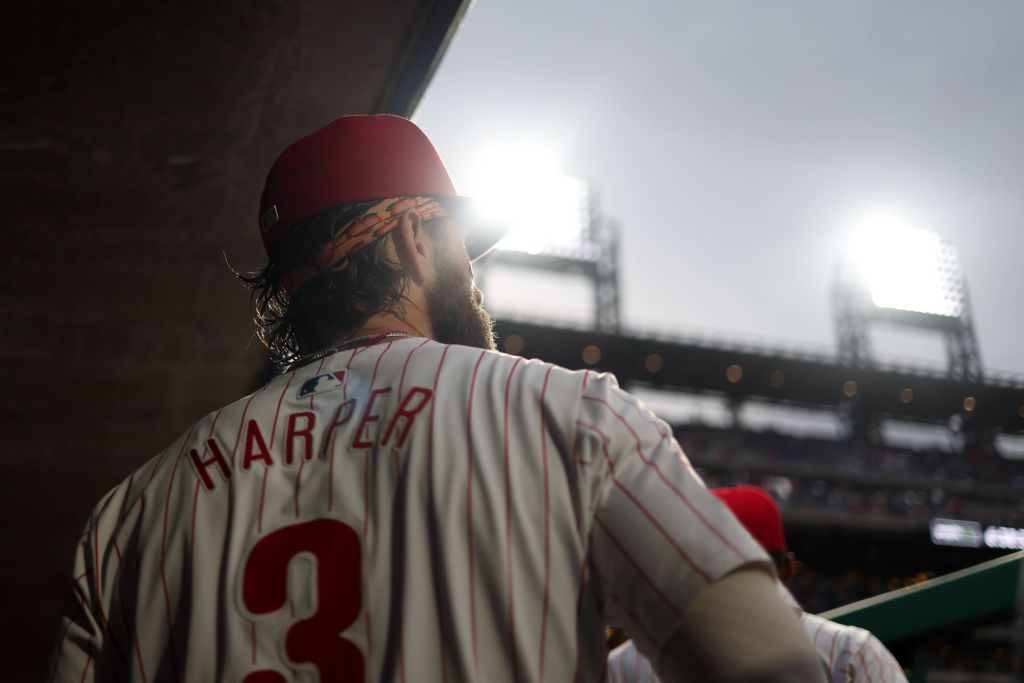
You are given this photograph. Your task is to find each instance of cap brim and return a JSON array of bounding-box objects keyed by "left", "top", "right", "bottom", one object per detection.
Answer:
[{"left": 439, "top": 196, "right": 509, "bottom": 262}]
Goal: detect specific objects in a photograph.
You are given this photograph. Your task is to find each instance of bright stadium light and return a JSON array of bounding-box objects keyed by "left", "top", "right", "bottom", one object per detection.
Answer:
[
  {"left": 460, "top": 141, "right": 588, "bottom": 254},
  {"left": 845, "top": 211, "right": 965, "bottom": 317}
]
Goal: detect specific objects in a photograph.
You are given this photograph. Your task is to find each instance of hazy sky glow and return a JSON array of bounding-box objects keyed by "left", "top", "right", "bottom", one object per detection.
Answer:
[{"left": 416, "top": 0, "right": 1024, "bottom": 376}]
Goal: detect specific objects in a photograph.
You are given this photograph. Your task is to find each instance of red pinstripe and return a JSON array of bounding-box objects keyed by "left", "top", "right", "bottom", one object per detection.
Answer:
[
  {"left": 538, "top": 364, "right": 554, "bottom": 683},
  {"left": 341, "top": 344, "right": 360, "bottom": 402},
  {"left": 292, "top": 359, "right": 328, "bottom": 519},
  {"left": 357, "top": 339, "right": 396, "bottom": 664},
  {"left": 571, "top": 556, "right": 588, "bottom": 683},
  {"left": 593, "top": 516, "right": 684, "bottom": 619},
  {"left": 258, "top": 370, "right": 298, "bottom": 534},
  {"left": 466, "top": 349, "right": 487, "bottom": 677},
  {"left": 140, "top": 445, "right": 170, "bottom": 498},
  {"left": 309, "top": 358, "right": 327, "bottom": 409},
  {"left": 184, "top": 410, "right": 224, "bottom": 679},
  {"left": 427, "top": 345, "right": 452, "bottom": 683},
  {"left": 190, "top": 408, "right": 222, "bottom": 552},
  {"left": 569, "top": 372, "right": 589, "bottom": 538},
  {"left": 90, "top": 486, "right": 128, "bottom": 671},
  {"left": 503, "top": 356, "right": 524, "bottom": 683},
  {"left": 77, "top": 638, "right": 94, "bottom": 683},
  {"left": 570, "top": 435, "right": 581, "bottom": 536},
  {"left": 577, "top": 420, "right": 713, "bottom": 583},
  {"left": 828, "top": 627, "right": 840, "bottom": 670},
  {"left": 810, "top": 618, "right": 825, "bottom": 650},
  {"left": 617, "top": 391, "right": 672, "bottom": 439},
  {"left": 295, "top": 359, "right": 325, "bottom": 515},
  {"left": 858, "top": 650, "right": 875, "bottom": 683},
  {"left": 158, "top": 423, "right": 197, "bottom": 683},
  {"left": 47, "top": 599, "right": 84, "bottom": 683},
  {"left": 189, "top": 477, "right": 201, "bottom": 551},
  {"left": 398, "top": 339, "right": 431, "bottom": 398},
  {"left": 257, "top": 469, "right": 269, "bottom": 534},
  {"left": 123, "top": 510, "right": 150, "bottom": 683},
  {"left": 268, "top": 369, "right": 297, "bottom": 446},
  {"left": 571, "top": 421, "right": 595, "bottom": 469},
  {"left": 92, "top": 487, "right": 118, "bottom": 593},
  {"left": 118, "top": 472, "right": 136, "bottom": 522},
  {"left": 230, "top": 383, "right": 268, "bottom": 468},
  {"left": 871, "top": 636, "right": 889, "bottom": 668},
  {"left": 90, "top": 487, "right": 126, "bottom": 669},
  {"left": 330, "top": 343, "right": 369, "bottom": 514},
  {"left": 395, "top": 340, "right": 426, "bottom": 683},
  {"left": 182, "top": 480, "right": 200, "bottom": 683},
  {"left": 582, "top": 395, "right": 750, "bottom": 563}
]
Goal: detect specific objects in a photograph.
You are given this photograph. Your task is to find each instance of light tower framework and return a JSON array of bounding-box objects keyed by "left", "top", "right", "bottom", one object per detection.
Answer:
[
  {"left": 832, "top": 230, "right": 985, "bottom": 449},
  {"left": 476, "top": 182, "right": 621, "bottom": 333}
]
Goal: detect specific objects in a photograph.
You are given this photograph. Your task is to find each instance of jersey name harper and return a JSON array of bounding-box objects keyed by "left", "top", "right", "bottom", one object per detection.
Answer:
[{"left": 188, "top": 377, "right": 432, "bottom": 492}]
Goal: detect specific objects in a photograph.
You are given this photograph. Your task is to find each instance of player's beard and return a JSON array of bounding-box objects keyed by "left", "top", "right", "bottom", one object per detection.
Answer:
[{"left": 425, "top": 250, "right": 496, "bottom": 351}]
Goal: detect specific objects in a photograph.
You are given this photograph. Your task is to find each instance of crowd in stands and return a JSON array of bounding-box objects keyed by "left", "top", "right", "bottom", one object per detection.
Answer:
[{"left": 677, "top": 425, "right": 1024, "bottom": 525}]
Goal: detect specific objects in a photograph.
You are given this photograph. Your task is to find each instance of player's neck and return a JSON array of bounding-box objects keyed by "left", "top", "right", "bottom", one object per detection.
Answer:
[{"left": 334, "top": 308, "right": 432, "bottom": 347}]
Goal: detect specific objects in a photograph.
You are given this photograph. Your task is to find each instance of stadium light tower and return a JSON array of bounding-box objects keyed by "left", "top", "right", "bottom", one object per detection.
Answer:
[
  {"left": 833, "top": 212, "right": 981, "bottom": 382},
  {"left": 463, "top": 142, "right": 621, "bottom": 332},
  {"left": 832, "top": 212, "right": 984, "bottom": 450}
]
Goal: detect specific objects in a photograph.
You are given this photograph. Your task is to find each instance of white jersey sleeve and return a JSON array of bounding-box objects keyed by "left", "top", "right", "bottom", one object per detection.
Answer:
[
  {"left": 801, "top": 613, "right": 907, "bottom": 683},
  {"left": 46, "top": 519, "right": 106, "bottom": 682},
  {"left": 574, "top": 372, "right": 770, "bottom": 664},
  {"left": 608, "top": 640, "right": 660, "bottom": 683}
]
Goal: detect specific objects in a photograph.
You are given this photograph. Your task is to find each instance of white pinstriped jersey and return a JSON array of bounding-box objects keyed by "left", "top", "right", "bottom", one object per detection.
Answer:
[
  {"left": 607, "top": 612, "right": 907, "bottom": 683},
  {"left": 47, "top": 337, "right": 767, "bottom": 683},
  {"left": 800, "top": 613, "right": 907, "bottom": 683}
]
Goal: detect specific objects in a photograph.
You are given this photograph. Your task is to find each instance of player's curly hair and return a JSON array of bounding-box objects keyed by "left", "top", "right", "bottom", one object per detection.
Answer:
[{"left": 236, "top": 199, "right": 417, "bottom": 366}]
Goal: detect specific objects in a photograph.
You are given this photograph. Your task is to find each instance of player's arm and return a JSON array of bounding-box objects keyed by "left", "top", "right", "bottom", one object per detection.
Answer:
[
  {"left": 44, "top": 523, "right": 104, "bottom": 683},
  {"left": 657, "top": 566, "right": 826, "bottom": 683},
  {"left": 853, "top": 632, "right": 908, "bottom": 683},
  {"left": 578, "top": 376, "right": 823, "bottom": 682}
]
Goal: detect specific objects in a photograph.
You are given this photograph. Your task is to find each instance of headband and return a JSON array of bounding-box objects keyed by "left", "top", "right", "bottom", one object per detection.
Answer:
[{"left": 282, "top": 196, "right": 448, "bottom": 295}]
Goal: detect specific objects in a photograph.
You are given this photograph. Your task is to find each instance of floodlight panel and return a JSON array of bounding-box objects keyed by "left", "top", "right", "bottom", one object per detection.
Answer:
[
  {"left": 461, "top": 143, "right": 589, "bottom": 255},
  {"left": 847, "top": 218, "right": 966, "bottom": 317},
  {"left": 495, "top": 173, "right": 588, "bottom": 254}
]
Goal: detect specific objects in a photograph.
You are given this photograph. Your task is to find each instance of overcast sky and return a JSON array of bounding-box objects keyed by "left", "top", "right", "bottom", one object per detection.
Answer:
[{"left": 416, "top": 0, "right": 1024, "bottom": 376}]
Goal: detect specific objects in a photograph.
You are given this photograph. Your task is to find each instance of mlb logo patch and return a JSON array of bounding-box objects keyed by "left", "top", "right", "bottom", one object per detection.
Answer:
[{"left": 297, "top": 370, "right": 348, "bottom": 398}]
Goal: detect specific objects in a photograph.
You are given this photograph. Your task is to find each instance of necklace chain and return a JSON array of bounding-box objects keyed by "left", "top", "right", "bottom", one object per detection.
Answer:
[{"left": 294, "top": 330, "right": 414, "bottom": 366}]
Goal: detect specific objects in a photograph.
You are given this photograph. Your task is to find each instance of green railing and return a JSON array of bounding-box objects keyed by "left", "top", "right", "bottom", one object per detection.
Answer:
[{"left": 818, "top": 550, "right": 1024, "bottom": 680}]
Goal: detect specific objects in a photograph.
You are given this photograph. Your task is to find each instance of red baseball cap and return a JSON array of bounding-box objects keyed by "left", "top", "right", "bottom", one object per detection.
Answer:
[
  {"left": 711, "top": 485, "right": 787, "bottom": 552},
  {"left": 258, "top": 114, "right": 505, "bottom": 260}
]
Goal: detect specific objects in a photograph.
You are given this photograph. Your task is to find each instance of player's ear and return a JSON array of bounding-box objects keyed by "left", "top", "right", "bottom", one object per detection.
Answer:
[
  {"left": 779, "top": 551, "right": 797, "bottom": 584},
  {"left": 391, "top": 209, "right": 431, "bottom": 285}
]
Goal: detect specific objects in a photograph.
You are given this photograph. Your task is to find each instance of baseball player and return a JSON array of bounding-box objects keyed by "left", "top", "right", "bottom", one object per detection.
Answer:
[
  {"left": 608, "top": 485, "right": 908, "bottom": 683},
  {"left": 46, "top": 115, "right": 825, "bottom": 682}
]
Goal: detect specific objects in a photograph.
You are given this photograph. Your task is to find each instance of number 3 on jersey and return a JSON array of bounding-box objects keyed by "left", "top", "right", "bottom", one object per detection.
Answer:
[{"left": 241, "top": 519, "right": 364, "bottom": 682}]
